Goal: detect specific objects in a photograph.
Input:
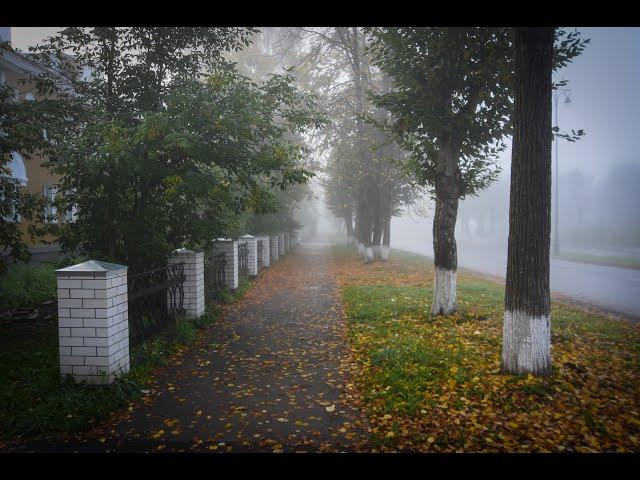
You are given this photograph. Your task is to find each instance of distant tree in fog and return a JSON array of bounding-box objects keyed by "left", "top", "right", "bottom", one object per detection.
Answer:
[{"left": 594, "top": 163, "right": 640, "bottom": 247}]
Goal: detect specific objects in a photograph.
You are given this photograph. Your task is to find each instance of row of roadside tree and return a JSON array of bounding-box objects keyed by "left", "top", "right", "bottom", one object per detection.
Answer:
[{"left": 315, "top": 27, "right": 588, "bottom": 376}]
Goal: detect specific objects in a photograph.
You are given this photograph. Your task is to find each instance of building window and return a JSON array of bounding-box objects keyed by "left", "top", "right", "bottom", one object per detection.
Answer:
[
  {"left": 43, "top": 184, "right": 58, "bottom": 223},
  {"left": 6, "top": 152, "right": 28, "bottom": 186},
  {"left": 1, "top": 152, "right": 27, "bottom": 223},
  {"left": 65, "top": 202, "right": 78, "bottom": 223},
  {"left": 63, "top": 188, "right": 78, "bottom": 223},
  {"left": 1, "top": 186, "right": 20, "bottom": 223}
]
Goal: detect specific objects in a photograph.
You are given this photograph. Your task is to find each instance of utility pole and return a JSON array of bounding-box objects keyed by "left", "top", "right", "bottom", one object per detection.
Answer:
[{"left": 553, "top": 88, "right": 571, "bottom": 257}]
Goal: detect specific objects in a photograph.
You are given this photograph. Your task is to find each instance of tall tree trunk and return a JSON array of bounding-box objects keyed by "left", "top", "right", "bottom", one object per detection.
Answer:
[
  {"left": 381, "top": 208, "right": 391, "bottom": 261},
  {"left": 371, "top": 186, "right": 383, "bottom": 259},
  {"left": 502, "top": 27, "right": 554, "bottom": 376},
  {"left": 361, "top": 195, "right": 374, "bottom": 262},
  {"left": 355, "top": 195, "right": 366, "bottom": 258},
  {"left": 431, "top": 140, "right": 460, "bottom": 315},
  {"left": 344, "top": 206, "right": 354, "bottom": 243}
]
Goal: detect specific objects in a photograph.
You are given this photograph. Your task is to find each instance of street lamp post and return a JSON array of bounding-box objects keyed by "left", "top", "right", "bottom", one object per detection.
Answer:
[{"left": 553, "top": 88, "right": 571, "bottom": 257}]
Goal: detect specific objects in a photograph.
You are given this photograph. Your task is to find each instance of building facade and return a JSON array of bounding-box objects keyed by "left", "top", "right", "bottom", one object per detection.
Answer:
[{"left": 1, "top": 27, "right": 71, "bottom": 255}]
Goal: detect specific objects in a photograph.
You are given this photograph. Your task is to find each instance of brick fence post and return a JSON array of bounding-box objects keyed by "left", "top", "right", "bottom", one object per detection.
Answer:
[
  {"left": 255, "top": 234, "right": 270, "bottom": 268},
  {"left": 278, "top": 233, "right": 285, "bottom": 256},
  {"left": 283, "top": 232, "right": 289, "bottom": 254},
  {"left": 270, "top": 234, "right": 279, "bottom": 263},
  {"left": 239, "top": 234, "right": 258, "bottom": 277},
  {"left": 56, "top": 260, "right": 129, "bottom": 385},
  {"left": 212, "top": 238, "right": 238, "bottom": 290},
  {"left": 169, "top": 248, "right": 204, "bottom": 318}
]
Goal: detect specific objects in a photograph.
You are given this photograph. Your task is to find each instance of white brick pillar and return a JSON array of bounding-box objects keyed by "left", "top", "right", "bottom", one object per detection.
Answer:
[
  {"left": 256, "top": 235, "right": 270, "bottom": 268},
  {"left": 278, "top": 233, "right": 285, "bottom": 256},
  {"left": 56, "top": 260, "right": 129, "bottom": 385},
  {"left": 270, "top": 235, "right": 279, "bottom": 262},
  {"left": 239, "top": 234, "right": 258, "bottom": 277},
  {"left": 212, "top": 239, "right": 238, "bottom": 290},
  {"left": 169, "top": 248, "right": 204, "bottom": 318}
]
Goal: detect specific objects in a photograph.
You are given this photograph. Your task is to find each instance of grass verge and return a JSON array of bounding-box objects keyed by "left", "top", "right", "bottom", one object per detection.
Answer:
[
  {"left": 0, "top": 263, "right": 57, "bottom": 310},
  {"left": 333, "top": 245, "right": 640, "bottom": 452},
  {"left": 554, "top": 251, "right": 640, "bottom": 271}
]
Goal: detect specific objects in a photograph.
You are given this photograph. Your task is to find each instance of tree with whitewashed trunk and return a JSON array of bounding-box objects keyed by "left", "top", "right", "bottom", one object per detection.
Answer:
[
  {"left": 501, "top": 27, "right": 588, "bottom": 375},
  {"left": 502, "top": 27, "right": 555, "bottom": 376},
  {"left": 367, "top": 28, "right": 512, "bottom": 315}
]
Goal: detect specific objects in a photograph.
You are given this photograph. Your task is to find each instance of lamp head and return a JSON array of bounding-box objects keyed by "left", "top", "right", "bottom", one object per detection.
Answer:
[{"left": 564, "top": 96, "right": 572, "bottom": 104}]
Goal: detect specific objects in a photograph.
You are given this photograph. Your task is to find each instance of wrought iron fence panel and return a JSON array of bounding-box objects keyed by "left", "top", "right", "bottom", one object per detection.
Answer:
[
  {"left": 204, "top": 252, "right": 226, "bottom": 302},
  {"left": 257, "top": 240, "right": 263, "bottom": 269},
  {"left": 128, "top": 262, "right": 185, "bottom": 344},
  {"left": 238, "top": 242, "right": 249, "bottom": 279}
]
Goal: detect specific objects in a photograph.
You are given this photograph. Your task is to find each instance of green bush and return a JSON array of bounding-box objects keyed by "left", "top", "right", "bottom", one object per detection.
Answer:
[{"left": 0, "top": 263, "right": 57, "bottom": 309}]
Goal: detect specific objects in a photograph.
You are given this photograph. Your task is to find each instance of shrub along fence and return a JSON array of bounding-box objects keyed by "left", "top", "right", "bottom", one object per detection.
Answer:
[{"left": 55, "top": 233, "right": 287, "bottom": 385}]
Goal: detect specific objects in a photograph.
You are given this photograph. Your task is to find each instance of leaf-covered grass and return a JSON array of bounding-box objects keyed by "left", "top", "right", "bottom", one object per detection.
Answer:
[
  {"left": 0, "top": 308, "right": 222, "bottom": 442},
  {"left": 0, "top": 263, "right": 57, "bottom": 309},
  {"left": 333, "top": 245, "right": 640, "bottom": 452}
]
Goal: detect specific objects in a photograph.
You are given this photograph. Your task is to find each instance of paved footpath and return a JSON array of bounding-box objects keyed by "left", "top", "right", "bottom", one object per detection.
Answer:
[{"left": 11, "top": 244, "right": 371, "bottom": 452}]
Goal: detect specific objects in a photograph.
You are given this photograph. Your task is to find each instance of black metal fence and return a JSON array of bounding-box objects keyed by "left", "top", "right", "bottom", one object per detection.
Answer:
[
  {"left": 257, "top": 240, "right": 264, "bottom": 269},
  {"left": 238, "top": 242, "right": 249, "bottom": 279},
  {"left": 204, "top": 252, "right": 226, "bottom": 302},
  {"left": 128, "top": 263, "right": 185, "bottom": 344}
]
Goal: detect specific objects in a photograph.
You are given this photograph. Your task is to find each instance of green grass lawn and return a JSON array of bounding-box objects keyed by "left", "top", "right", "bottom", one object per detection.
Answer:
[{"left": 333, "top": 245, "right": 640, "bottom": 452}]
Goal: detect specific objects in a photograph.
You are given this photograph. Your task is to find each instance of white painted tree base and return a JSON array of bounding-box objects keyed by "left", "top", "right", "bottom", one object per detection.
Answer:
[
  {"left": 357, "top": 243, "right": 365, "bottom": 257},
  {"left": 365, "top": 247, "right": 374, "bottom": 263},
  {"left": 431, "top": 268, "right": 457, "bottom": 315},
  {"left": 373, "top": 245, "right": 381, "bottom": 259},
  {"left": 380, "top": 246, "right": 390, "bottom": 261},
  {"left": 502, "top": 310, "right": 551, "bottom": 375}
]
